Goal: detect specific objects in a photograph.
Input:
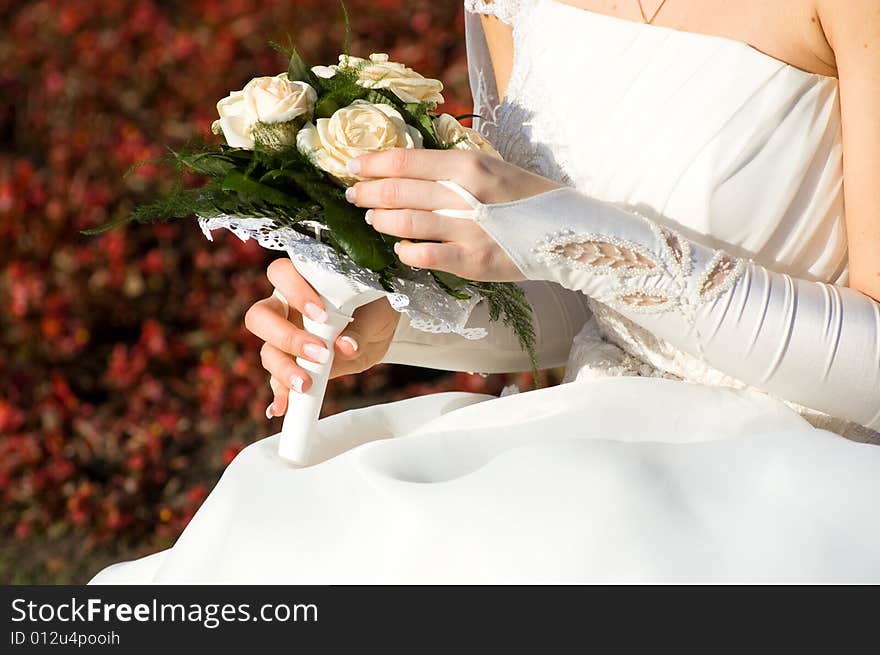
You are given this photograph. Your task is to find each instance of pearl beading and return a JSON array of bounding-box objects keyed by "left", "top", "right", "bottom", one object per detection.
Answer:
[{"left": 524, "top": 213, "right": 747, "bottom": 357}]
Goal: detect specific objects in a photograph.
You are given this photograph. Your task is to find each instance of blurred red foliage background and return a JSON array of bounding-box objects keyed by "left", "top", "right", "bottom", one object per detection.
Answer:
[{"left": 0, "top": 0, "right": 557, "bottom": 583}]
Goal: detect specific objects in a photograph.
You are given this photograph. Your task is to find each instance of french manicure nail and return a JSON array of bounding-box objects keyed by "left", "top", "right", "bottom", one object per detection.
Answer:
[
  {"left": 304, "top": 301, "right": 328, "bottom": 323},
  {"left": 290, "top": 375, "right": 304, "bottom": 393},
  {"left": 340, "top": 335, "right": 359, "bottom": 352},
  {"left": 364, "top": 209, "right": 374, "bottom": 225},
  {"left": 265, "top": 403, "right": 275, "bottom": 419},
  {"left": 303, "top": 342, "right": 330, "bottom": 364},
  {"left": 345, "top": 186, "right": 357, "bottom": 203},
  {"left": 346, "top": 158, "right": 362, "bottom": 174}
]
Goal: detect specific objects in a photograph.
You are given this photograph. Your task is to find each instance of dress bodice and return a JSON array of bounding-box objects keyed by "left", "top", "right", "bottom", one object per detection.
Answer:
[
  {"left": 464, "top": 1, "right": 875, "bottom": 441},
  {"left": 468, "top": 0, "right": 846, "bottom": 283}
]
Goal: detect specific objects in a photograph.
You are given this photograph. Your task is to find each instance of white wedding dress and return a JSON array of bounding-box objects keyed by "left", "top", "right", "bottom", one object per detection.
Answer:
[{"left": 91, "top": 0, "right": 880, "bottom": 584}]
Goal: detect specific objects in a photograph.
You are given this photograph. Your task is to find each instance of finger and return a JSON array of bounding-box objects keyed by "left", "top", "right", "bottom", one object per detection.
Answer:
[
  {"left": 266, "top": 258, "right": 329, "bottom": 324},
  {"left": 267, "top": 376, "right": 288, "bottom": 418},
  {"left": 334, "top": 331, "right": 360, "bottom": 358},
  {"left": 348, "top": 178, "right": 470, "bottom": 211},
  {"left": 260, "top": 342, "right": 312, "bottom": 394},
  {"left": 393, "top": 240, "right": 463, "bottom": 272},
  {"left": 244, "top": 294, "right": 295, "bottom": 328},
  {"left": 245, "top": 299, "right": 330, "bottom": 364},
  {"left": 264, "top": 294, "right": 293, "bottom": 323},
  {"left": 271, "top": 289, "right": 290, "bottom": 320},
  {"left": 367, "top": 208, "right": 473, "bottom": 242},
  {"left": 349, "top": 147, "right": 481, "bottom": 184},
  {"left": 334, "top": 298, "right": 399, "bottom": 357}
]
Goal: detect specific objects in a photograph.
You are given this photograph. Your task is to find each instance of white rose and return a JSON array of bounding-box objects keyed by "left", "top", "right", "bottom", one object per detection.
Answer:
[
  {"left": 297, "top": 100, "right": 423, "bottom": 185},
  {"left": 432, "top": 114, "right": 502, "bottom": 159},
  {"left": 211, "top": 73, "right": 317, "bottom": 149},
  {"left": 312, "top": 53, "right": 444, "bottom": 105}
]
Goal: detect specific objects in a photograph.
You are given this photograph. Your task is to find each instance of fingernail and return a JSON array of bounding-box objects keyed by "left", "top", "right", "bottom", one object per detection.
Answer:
[
  {"left": 364, "top": 209, "right": 374, "bottom": 225},
  {"left": 345, "top": 186, "right": 357, "bottom": 203},
  {"left": 290, "top": 375, "right": 304, "bottom": 393},
  {"left": 304, "top": 301, "right": 328, "bottom": 323},
  {"left": 346, "top": 158, "right": 362, "bottom": 175},
  {"left": 393, "top": 241, "right": 401, "bottom": 255},
  {"left": 265, "top": 403, "right": 275, "bottom": 419},
  {"left": 303, "top": 342, "right": 330, "bottom": 364},
  {"left": 340, "top": 335, "right": 359, "bottom": 352}
]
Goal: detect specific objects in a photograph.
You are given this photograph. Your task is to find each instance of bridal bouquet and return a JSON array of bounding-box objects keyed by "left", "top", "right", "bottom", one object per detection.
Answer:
[{"left": 86, "top": 39, "right": 539, "bottom": 383}]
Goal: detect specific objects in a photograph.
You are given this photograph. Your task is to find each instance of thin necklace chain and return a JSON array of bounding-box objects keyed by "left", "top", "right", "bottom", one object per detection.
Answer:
[{"left": 636, "top": 0, "right": 669, "bottom": 24}]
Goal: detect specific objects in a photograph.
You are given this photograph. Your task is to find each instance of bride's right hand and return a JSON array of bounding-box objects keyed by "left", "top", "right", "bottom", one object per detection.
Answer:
[{"left": 244, "top": 258, "right": 401, "bottom": 418}]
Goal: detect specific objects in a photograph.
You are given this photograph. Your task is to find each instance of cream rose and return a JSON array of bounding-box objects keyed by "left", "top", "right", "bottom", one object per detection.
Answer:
[
  {"left": 211, "top": 73, "right": 317, "bottom": 149},
  {"left": 432, "top": 114, "right": 502, "bottom": 159},
  {"left": 297, "top": 100, "right": 423, "bottom": 185},
  {"left": 312, "top": 53, "right": 444, "bottom": 105}
]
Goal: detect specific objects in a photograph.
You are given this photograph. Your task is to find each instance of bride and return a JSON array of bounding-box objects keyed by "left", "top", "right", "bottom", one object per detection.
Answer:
[{"left": 91, "top": 0, "right": 880, "bottom": 583}]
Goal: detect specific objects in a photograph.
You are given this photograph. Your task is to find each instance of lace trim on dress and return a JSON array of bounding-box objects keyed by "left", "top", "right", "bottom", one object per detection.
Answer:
[
  {"left": 476, "top": 0, "right": 579, "bottom": 185},
  {"left": 464, "top": 0, "right": 529, "bottom": 26},
  {"left": 469, "top": 1, "right": 576, "bottom": 188}
]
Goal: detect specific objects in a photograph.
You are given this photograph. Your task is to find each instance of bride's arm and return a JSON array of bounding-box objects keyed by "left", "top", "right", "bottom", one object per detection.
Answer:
[
  {"left": 347, "top": 4, "right": 880, "bottom": 430},
  {"left": 821, "top": 0, "right": 880, "bottom": 303},
  {"left": 356, "top": 146, "right": 880, "bottom": 429}
]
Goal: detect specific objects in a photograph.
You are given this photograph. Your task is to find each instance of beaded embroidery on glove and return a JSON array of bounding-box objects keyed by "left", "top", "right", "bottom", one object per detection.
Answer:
[
  {"left": 696, "top": 251, "right": 745, "bottom": 302},
  {"left": 531, "top": 215, "right": 745, "bottom": 317}
]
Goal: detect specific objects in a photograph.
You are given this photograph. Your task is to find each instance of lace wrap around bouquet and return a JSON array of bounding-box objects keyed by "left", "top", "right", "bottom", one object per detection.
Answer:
[{"left": 86, "top": 41, "right": 538, "bottom": 464}]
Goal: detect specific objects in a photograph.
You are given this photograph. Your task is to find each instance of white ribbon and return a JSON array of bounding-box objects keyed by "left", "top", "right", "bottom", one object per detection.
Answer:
[{"left": 432, "top": 179, "right": 482, "bottom": 220}]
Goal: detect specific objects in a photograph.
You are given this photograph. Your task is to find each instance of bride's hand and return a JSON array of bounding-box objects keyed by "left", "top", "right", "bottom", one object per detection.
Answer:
[
  {"left": 244, "top": 258, "right": 401, "bottom": 418},
  {"left": 345, "top": 148, "right": 562, "bottom": 282}
]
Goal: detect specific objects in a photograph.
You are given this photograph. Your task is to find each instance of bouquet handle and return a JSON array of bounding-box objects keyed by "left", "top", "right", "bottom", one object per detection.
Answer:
[
  {"left": 277, "top": 252, "right": 387, "bottom": 465},
  {"left": 278, "top": 303, "right": 353, "bottom": 463}
]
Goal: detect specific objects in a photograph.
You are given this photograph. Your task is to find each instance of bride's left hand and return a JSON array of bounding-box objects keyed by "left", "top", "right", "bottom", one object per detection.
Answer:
[{"left": 344, "top": 148, "right": 562, "bottom": 282}]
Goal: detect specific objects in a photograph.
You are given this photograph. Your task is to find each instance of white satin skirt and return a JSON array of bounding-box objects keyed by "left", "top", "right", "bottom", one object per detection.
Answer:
[{"left": 89, "top": 377, "right": 880, "bottom": 584}]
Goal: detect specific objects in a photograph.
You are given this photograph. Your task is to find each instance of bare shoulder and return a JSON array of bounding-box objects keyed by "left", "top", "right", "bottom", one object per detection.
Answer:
[{"left": 816, "top": 0, "right": 880, "bottom": 59}]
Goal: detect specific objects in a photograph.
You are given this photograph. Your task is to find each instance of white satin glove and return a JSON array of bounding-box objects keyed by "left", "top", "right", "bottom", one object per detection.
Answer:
[{"left": 439, "top": 181, "right": 880, "bottom": 432}]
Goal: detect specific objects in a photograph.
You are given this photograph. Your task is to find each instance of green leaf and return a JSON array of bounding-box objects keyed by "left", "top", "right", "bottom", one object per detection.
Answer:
[
  {"left": 221, "top": 170, "right": 301, "bottom": 206},
  {"left": 176, "top": 152, "right": 239, "bottom": 177},
  {"left": 362, "top": 89, "right": 395, "bottom": 108},
  {"left": 430, "top": 270, "right": 472, "bottom": 300},
  {"left": 323, "top": 200, "right": 393, "bottom": 271},
  {"left": 314, "top": 95, "right": 342, "bottom": 119},
  {"left": 316, "top": 71, "right": 370, "bottom": 118},
  {"left": 288, "top": 46, "right": 312, "bottom": 84},
  {"left": 270, "top": 36, "right": 322, "bottom": 90},
  {"left": 260, "top": 165, "right": 394, "bottom": 271},
  {"left": 377, "top": 266, "right": 396, "bottom": 293},
  {"left": 400, "top": 101, "right": 439, "bottom": 148},
  {"left": 257, "top": 167, "right": 337, "bottom": 206}
]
